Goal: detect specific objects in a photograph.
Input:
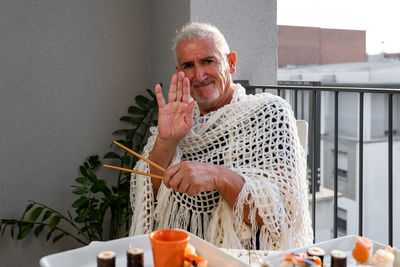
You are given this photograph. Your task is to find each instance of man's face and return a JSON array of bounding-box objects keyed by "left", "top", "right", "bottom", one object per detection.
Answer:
[{"left": 176, "top": 38, "right": 236, "bottom": 113}]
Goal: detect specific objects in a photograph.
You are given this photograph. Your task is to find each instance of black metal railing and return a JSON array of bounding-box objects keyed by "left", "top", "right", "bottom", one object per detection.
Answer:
[{"left": 244, "top": 84, "right": 400, "bottom": 246}]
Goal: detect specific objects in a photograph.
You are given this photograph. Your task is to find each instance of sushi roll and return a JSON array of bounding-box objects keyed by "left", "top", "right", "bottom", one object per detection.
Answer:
[
  {"left": 280, "top": 253, "right": 295, "bottom": 267},
  {"left": 307, "top": 247, "right": 325, "bottom": 265},
  {"left": 372, "top": 247, "right": 395, "bottom": 267},
  {"left": 303, "top": 256, "right": 322, "bottom": 266},
  {"left": 127, "top": 247, "right": 144, "bottom": 267},
  {"left": 330, "top": 250, "right": 347, "bottom": 267},
  {"left": 97, "top": 251, "right": 116, "bottom": 267},
  {"left": 352, "top": 236, "right": 373, "bottom": 264}
]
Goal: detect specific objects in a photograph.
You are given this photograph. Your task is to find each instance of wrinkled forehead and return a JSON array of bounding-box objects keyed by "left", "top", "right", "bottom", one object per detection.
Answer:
[{"left": 176, "top": 38, "right": 226, "bottom": 64}]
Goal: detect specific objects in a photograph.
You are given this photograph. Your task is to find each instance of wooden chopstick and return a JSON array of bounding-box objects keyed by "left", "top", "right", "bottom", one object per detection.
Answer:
[
  {"left": 103, "top": 164, "right": 163, "bottom": 180},
  {"left": 113, "top": 141, "right": 166, "bottom": 172}
]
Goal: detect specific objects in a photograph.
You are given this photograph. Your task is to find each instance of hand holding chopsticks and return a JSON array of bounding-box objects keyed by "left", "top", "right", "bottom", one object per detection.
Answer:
[{"left": 103, "top": 141, "right": 165, "bottom": 179}]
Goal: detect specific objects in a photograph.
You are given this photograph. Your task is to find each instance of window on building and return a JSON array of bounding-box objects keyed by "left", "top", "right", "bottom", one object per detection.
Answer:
[
  {"left": 337, "top": 208, "right": 347, "bottom": 236},
  {"left": 335, "top": 151, "right": 348, "bottom": 178}
]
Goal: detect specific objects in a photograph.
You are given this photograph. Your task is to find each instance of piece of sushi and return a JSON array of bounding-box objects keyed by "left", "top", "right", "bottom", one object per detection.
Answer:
[
  {"left": 304, "top": 256, "right": 322, "bottom": 266},
  {"left": 127, "top": 247, "right": 144, "bottom": 267},
  {"left": 352, "top": 236, "right": 373, "bottom": 264},
  {"left": 280, "top": 253, "right": 295, "bottom": 267},
  {"left": 184, "top": 253, "right": 208, "bottom": 267},
  {"left": 97, "top": 251, "right": 116, "bottom": 267},
  {"left": 372, "top": 247, "right": 395, "bottom": 267},
  {"left": 330, "top": 250, "right": 347, "bottom": 267},
  {"left": 307, "top": 247, "right": 325, "bottom": 265}
]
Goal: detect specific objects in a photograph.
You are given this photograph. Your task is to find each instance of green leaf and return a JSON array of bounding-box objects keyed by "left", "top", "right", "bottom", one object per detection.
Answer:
[
  {"left": 67, "top": 210, "right": 73, "bottom": 221},
  {"left": 11, "top": 224, "right": 15, "bottom": 238},
  {"left": 119, "top": 116, "right": 140, "bottom": 125},
  {"left": 49, "top": 216, "right": 61, "bottom": 230},
  {"left": 146, "top": 88, "right": 156, "bottom": 98},
  {"left": 135, "top": 95, "right": 150, "bottom": 105},
  {"left": 17, "top": 224, "right": 32, "bottom": 239},
  {"left": 52, "top": 233, "right": 65, "bottom": 243},
  {"left": 24, "top": 203, "right": 34, "bottom": 214},
  {"left": 72, "top": 187, "right": 89, "bottom": 195},
  {"left": 41, "top": 210, "right": 52, "bottom": 222},
  {"left": 72, "top": 196, "right": 89, "bottom": 208},
  {"left": 34, "top": 224, "right": 45, "bottom": 237},
  {"left": 28, "top": 207, "right": 43, "bottom": 222},
  {"left": 46, "top": 228, "right": 55, "bottom": 241},
  {"left": 103, "top": 152, "right": 121, "bottom": 160},
  {"left": 86, "top": 169, "right": 98, "bottom": 183},
  {"left": 128, "top": 106, "right": 146, "bottom": 115},
  {"left": 75, "top": 177, "right": 91, "bottom": 187},
  {"left": 79, "top": 166, "right": 87, "bottom": 176},
  {"left": 74, "top": 209, "right": 89, "bottom": 223},
  {"left": 112, "top": 129, "right": 133, "bottom": 135}
]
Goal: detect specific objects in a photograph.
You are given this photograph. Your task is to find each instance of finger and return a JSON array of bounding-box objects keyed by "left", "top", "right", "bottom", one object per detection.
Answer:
[
  {"left": 163, "top": 162, "right": 181, "bottom": 188},
  {"left": 168, "top": 74, "right": 177, "bottom": 103},
  {"left": 187, "top": 186, "right": 198, "bottom": 197},
  {"left": 178, "top": 179, "right": 190, "bottom": 194},
  {"left": 184, "top": 101, "right": 196, "bottom": 129},
  {"left": 176, "top": 72, "right": 184, "bottom": 102},
  {"left": 182, "top": 77, "right": 190, "bottom": 103},
  {"left": 169, "top": 171, "right": 184, "bottom": 192},
  {"left": 155, "top": 83, "right": 166, "bottom": 108}
]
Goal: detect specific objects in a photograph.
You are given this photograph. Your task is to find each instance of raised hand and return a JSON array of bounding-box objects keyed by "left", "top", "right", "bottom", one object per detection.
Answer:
[{"left": 155, "top": 72, "right": 196, "bottom": 145}]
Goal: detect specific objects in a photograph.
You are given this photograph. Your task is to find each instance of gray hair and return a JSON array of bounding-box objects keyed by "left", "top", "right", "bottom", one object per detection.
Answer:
[{"left": 172, "top": 22, "right": 230, "bottom": 62}]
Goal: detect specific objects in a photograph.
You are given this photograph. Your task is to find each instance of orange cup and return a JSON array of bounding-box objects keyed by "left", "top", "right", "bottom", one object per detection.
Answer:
[{"left": 149, "top": 229, "right": 190, "bottom": 267}]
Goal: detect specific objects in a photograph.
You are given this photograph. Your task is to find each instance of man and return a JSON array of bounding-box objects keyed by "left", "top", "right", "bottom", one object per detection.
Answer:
[{"left": 129, "top": 22, "right": 312, "bottom": 250}]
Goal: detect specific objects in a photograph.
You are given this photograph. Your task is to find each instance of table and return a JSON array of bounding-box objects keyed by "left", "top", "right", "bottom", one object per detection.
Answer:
[{"left": 221, "top": 248, "right": 277, "bottom": 266}]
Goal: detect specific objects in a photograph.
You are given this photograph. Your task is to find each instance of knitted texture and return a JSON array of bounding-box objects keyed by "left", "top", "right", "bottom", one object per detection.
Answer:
[{"left": 129, "top": 84, "right": 313, "bottom": 250}]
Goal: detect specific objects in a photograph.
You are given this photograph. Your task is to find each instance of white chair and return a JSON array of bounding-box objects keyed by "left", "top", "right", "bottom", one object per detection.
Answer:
[{"left": 296, "top": 120, "right": 308, "bottom": 154}]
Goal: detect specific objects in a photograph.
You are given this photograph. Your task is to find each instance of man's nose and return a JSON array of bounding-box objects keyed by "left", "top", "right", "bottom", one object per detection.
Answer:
[{"left": 194, "top": 65, "right": 206, "bottom": 81}]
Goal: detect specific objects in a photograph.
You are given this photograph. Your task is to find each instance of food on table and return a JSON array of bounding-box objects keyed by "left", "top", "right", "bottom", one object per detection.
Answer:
[
  {"left": 280, "top": 253, "right": 295, "bottom": 267},
  {"left": 352, "top": 236, "right": 373, "bottom": 264},
  {"left": 97, "top": 251, "right": 116, "bottom": 267},
  {"left": 184, "top": 243, "right": 208, "bottom": 267},
  {"left": 307, "top": 247, "right": 326, "bottom": 265},
  {"left": 372, "top": 246, "right": 395, "bottom": 267},
  {"left": 330, "top": 250, "right": 347, "bottom": 267},
  {"left": 279, "top": 253, "right": 322, "bottom": 266},
  {"left": 127, "top": 247, "right": 144, "bottom": 267}
]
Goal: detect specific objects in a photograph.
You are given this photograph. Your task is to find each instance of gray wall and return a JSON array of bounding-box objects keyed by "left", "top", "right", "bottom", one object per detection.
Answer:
[
  {"left": 149, "top": 0, "right": 190, "bottom": 91},
  {"left": 0, "top": 1, "right": 277, "bottom": 266},
  {"left": 0, "top": 1, "right": 150, "bottom": 266},
  {"left": 190, "top": 0, "right": 277, "bottom": 85}
]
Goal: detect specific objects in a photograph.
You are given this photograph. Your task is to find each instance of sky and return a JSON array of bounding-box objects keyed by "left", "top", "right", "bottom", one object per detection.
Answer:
[{"left": 277, "top": 0, "right": 400, "bottom": 54}]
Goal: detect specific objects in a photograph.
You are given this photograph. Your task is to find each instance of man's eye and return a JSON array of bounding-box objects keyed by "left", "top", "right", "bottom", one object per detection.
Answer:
[
  {"left": 204, "top": 59, "right": 213, "bottom": 64},
  {"left": 182, "top": 64, "right": 193, "bottom": 69}
]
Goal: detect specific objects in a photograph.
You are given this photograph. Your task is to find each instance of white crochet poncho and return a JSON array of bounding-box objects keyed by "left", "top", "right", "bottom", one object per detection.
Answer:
[{"left": 129, "top": 84, "right": 313, "bottom": 250}]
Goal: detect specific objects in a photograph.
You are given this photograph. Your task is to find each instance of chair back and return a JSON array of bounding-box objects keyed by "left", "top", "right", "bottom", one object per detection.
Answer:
[{"left": 296, "top": 120, "right": 308, "bottom": 154}]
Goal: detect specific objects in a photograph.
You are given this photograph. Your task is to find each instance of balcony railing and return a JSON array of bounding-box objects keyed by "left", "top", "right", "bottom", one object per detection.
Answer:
[{"left": 244, "top": 83, "right": 400, "bottom": 246}]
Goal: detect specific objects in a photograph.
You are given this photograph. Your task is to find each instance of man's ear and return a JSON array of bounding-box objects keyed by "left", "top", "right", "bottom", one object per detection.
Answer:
[
  {"left": 227, "top": 51, "right": 237, "bottom": 74},
  {"left": 176, "top": 66, "right": 180, "bottom": 73}
]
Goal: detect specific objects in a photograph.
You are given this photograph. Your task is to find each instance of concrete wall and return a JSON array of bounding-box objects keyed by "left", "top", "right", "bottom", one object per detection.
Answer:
[
  {"left": 191, "top": 0, "right": 277, "bottom": 85},
  {"left": 148, "top": 0, "right": 190, "bottom": 91},
  {"left": 0, "top": 1, "right": 151, "bottom": 266}
]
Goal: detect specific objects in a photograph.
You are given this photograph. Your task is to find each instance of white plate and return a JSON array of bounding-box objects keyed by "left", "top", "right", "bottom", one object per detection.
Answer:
[
  {"left": 39, "top": 231, "right": 248, "bottom": 267},
  {"left": 260, "top": 235, "right": 399, "bottom": 266}
]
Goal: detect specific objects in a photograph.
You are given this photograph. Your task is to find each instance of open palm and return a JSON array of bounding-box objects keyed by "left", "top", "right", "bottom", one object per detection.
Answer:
[{"left": 155, "top": 72, "right": 196, "bottom": 145}]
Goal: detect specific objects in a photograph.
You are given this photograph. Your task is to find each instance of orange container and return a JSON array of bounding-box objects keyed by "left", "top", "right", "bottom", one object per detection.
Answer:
[{"left": 149, "top": 229, "right": 190, "bottom": 267}]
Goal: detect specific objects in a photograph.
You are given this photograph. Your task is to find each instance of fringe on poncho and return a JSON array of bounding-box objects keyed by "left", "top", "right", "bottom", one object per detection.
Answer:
[{"left": 129, "top": 84, "right": 313, "bottom": 250}]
